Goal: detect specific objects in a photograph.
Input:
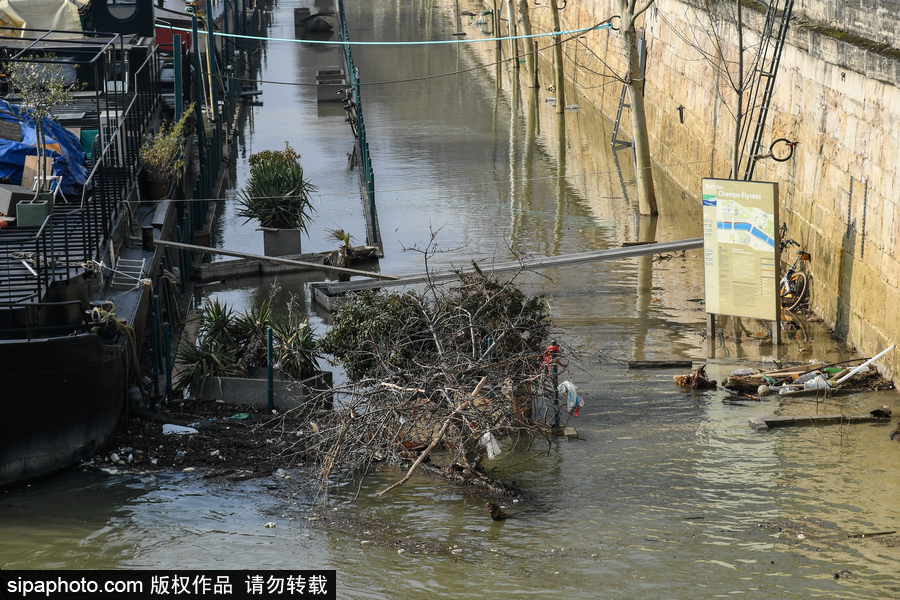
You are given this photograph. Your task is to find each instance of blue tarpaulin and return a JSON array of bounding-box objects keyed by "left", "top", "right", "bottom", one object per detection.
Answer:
[{"left": 0, "top": 99, "right": 88, "bottom": 197}]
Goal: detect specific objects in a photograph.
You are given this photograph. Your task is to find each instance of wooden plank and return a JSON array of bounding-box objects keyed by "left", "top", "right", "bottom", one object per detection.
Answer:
[
  {"left": 762, "top": 362, "right": 826, "bottom": 377},
  {"left": 628, "top": 360, "right": 693, "bottom": 369},
  {"left": 750, "top": 413, "right": 889, "bottom": 430}
]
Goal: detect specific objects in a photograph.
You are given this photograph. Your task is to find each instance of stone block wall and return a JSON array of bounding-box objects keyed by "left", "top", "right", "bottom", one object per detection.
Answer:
[
  {"left": 479, "top": 0, "right": 899, "bottom": 377},
  {"left": 793, "top": 0, "right": 900, "bottom": 50}
]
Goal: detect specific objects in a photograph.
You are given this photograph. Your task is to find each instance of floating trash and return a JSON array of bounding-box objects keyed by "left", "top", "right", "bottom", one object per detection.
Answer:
[{"left": 163, "top": 424, "right": 199, "bottom": 435}]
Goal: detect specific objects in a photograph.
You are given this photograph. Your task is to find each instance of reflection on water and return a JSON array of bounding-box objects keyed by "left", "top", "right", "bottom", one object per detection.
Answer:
[{"left": 2, "top": 1, "right": 898, "bottom": 598}]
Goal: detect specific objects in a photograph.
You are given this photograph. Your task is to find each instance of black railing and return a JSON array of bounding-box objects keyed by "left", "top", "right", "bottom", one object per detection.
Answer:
[{"left": 0, "top": 39, "right": 164, "bottom": 306}]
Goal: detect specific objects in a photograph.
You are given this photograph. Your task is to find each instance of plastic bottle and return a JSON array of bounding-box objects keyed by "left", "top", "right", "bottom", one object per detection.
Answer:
[
  {"left": 803, "top": 375, "right": 831, "bottom": 391},
  {"left": 731, "top": 368, "right": 754, "bottom": 376},
  {"left": 795, "top": 371, "right": 820, "bottom": 384}
]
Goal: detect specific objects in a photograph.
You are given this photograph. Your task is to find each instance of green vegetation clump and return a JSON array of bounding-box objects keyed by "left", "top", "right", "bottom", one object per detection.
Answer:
[
  {"left": 140, "top": 105, "right": 194, "bottom": 181},
  {"left": 237, "top": 142, "right": 316, "bottom": 230},
  {"left": 319, "top": 268, "right": 551, "bottom": 383},
  {"left": 175, "top": 296, "right": 321, "bottom": 397}
]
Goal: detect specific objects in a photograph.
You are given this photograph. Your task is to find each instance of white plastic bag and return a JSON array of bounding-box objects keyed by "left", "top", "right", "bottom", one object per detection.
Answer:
[
  {"left": 480, "top": 431, "right": 501, "bottom": 459},
  {"left": 162, "top": 424, "right": 198, "bottom": 435},
  {"left": 557, "top": 381, "right": 584, "bottom": 417}
]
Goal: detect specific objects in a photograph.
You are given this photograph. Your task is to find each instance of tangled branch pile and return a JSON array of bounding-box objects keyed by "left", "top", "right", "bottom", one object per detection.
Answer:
[{"left": 290, "top": 268, "right": 562, "bottom": 493}]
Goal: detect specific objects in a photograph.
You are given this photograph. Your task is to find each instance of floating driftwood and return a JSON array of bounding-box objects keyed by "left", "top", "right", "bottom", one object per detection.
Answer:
[
  {"left": 629, "top": 360, "right": 693, "bottom": 369},
  {"left": 673, "top": 367, "right": 716, "bottom": 389},
  {"left": 749, "top": 413, "right": 892, "bottom": 430},
  {"left": 847, "top": 530, "right": 897, "bottom": 539}
]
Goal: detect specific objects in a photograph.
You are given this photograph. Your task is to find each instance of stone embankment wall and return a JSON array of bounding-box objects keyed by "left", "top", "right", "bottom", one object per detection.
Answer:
[{"left": 479, "top": 0, "right": 899, "bottom": 378}]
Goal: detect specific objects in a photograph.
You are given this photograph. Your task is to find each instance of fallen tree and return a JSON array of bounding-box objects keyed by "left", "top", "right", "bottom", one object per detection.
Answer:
[{"left": 284, "top": 264, "right": 570, "bottom": 498}]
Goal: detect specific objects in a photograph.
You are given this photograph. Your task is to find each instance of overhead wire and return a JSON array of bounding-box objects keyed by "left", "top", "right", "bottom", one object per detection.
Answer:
[
  {"left": 165, "top": 13, "right": 723, "bottom": 205},
  {"left": 167, "top": 19, "right": 617, "bottom": 88}
]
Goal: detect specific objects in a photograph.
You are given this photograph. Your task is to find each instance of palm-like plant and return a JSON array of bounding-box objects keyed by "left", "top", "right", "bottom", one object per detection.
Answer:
[
  {"left": 174, "top": 337, "right": 241, "bottom": 397},
  {"left": 270, "top": 315, "right": 321, "bottom": 380},
  {"left": 237, "top": 142, "right": 316, "bottom": 231},
  {"left": 175, "top": 297, "right": 322, "bottom": 396}
]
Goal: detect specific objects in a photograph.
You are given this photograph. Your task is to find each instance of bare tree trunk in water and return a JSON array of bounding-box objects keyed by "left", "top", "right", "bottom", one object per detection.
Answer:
[
  {"left": 505, "top": 0, "right": 519, "bottom": 71},
  {"left": 619, "top": 0, "right": 657, "bottom": 215},
  {"left": 517, "top": 0, "right": 538, "bottom": 88},
  {"left": 549, "top": 0, "right": 565, "bottom": 114}
]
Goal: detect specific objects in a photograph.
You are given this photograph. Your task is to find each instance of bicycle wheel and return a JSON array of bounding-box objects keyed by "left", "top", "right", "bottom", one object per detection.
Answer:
[{"left": 783, "top": 271, "right": 808, "bottom": 310}]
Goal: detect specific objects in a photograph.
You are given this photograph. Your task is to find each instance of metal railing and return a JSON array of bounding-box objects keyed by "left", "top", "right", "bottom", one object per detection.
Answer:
[
  {"left": 336, "top": 0, "right": 380, "bottom": 248},
  {"left": 0, "top": 39, "right": 164, "bottom": 306}
]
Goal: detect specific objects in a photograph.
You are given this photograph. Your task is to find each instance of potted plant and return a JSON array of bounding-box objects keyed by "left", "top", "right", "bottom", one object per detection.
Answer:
[
  {"left": 323, "top": 228, "right": 355, "bottom": 281},
  {"left": 139, "top": 104, "right": 194, "bottom": 200},
  {"left": 236, "top": 142, "right": 316, "bottom": 256},
  {"left": 2, "top": 53, "right": 83, "bottom": 226}
]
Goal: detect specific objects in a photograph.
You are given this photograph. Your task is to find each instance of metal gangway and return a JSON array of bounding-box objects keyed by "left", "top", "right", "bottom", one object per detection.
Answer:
[{"left": 313, "top": 238, "right": 703, "bottom": 302}]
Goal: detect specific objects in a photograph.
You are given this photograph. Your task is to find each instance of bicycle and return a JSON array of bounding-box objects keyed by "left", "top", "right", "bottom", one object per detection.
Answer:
[{"left": 778, "top": 223, "right": 810, "bottom": 310}]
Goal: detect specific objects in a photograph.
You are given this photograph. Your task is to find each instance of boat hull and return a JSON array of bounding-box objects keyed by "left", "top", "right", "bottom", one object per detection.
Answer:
[{"left": 0, "top": 332, "right": 127, "bottom": 488}]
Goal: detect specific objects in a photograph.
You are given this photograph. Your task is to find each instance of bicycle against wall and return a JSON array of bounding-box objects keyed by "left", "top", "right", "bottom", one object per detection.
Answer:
[{"left": 779, "top": 223, "right": 810, "bottom": 310}]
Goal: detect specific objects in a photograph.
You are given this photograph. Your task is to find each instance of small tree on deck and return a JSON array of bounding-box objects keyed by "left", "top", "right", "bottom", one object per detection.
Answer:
[{"left": 3, "top": 54, "right": 83, "bottom": 201}]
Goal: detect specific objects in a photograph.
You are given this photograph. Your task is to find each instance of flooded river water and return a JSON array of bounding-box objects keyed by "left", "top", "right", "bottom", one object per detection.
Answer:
[{"left": 2, "top": 1, "right": 899, "bottom": 597}]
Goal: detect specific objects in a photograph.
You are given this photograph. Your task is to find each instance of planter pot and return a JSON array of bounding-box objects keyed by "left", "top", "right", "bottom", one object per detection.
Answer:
[
  {"left": 144, "top": 177, "right": 171, "bottom": 201},
  {"left": 16, "top": 199, "right": 52, "bottom": 228},
  {"left": 263, "top": 228, "right": 303, "bottom": 256}
]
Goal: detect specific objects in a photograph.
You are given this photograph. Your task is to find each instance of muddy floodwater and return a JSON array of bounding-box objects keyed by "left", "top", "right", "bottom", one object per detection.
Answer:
[{"left": 2, "top": 1, "right": 899, "bottom": 598}]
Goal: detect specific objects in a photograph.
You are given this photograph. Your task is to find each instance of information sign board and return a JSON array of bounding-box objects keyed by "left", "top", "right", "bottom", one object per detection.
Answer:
[{"left": 702, "top": 178, "right": 779, "bottom": 321}]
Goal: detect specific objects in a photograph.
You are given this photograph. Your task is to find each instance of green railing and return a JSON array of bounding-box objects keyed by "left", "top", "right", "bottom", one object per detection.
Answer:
[{"left": 336, "top": 0, "right": 380, "bottom": 248}]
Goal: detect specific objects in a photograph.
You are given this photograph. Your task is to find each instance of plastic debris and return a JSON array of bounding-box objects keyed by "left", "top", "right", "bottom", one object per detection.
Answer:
[
  {"left": 264, "top": 522, "right": 276, "bottom": 528},
  {"left": 794, "top": 371, "right": 820, "bottom": 384},
  {"left": 803, "top": 375, "right": 830, "bottom": 391},
  {"left": 836, "top": 345, "right": 895, "bottom": 384},
  {"left": 163, "top": 424, "right": 199, "bottom": 435},
  {"left": 557, "top": 381, "right": 584, "bottom": 417},
  {"left": 227, "top": 413, "right": 250, "bottom": 420},
  {"left": 480, "top": 432, "right": 501, "bottom": 459}
]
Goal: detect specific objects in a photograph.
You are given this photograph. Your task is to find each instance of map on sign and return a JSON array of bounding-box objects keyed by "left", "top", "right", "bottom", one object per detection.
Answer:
[
  {"left": 716, "top": 200, "right": 776, "bottom": 251},
  {"left": 701, "top": 179, "right": 779, "bottom": 321}
]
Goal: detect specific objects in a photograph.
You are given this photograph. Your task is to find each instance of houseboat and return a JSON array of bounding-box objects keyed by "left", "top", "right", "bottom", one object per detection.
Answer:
[{"left": 0, "top": 0, "right": 257, "bottom": 488}]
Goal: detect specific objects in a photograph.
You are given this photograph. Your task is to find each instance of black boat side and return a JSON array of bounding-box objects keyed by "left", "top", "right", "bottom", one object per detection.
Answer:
[
  {"left": 0, "top": 331, "right": 128, "bottom": 485},
  {"left": 0, "top": 0, "right": 258, "bottom": 488}
]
